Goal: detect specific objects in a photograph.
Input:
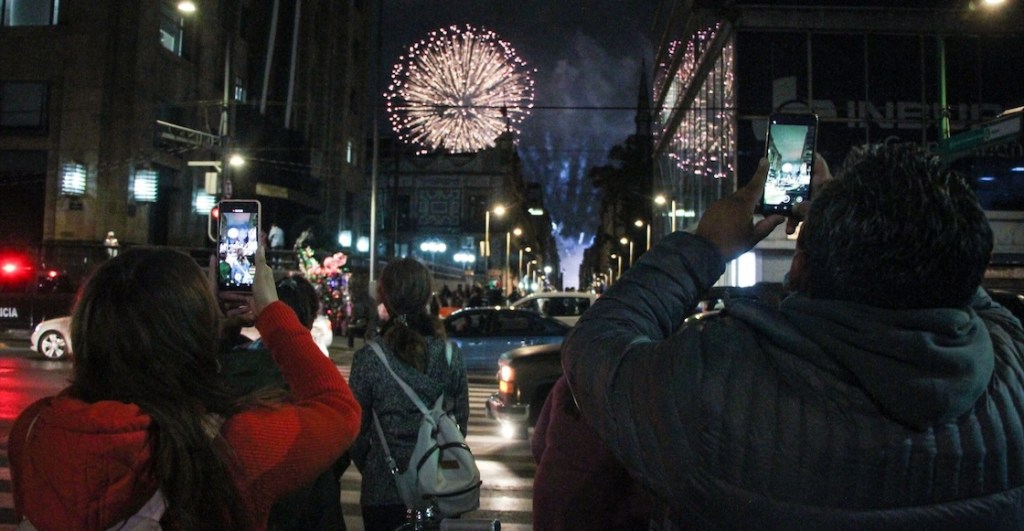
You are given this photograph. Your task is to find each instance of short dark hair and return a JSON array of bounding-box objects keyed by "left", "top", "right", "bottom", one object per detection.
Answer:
[
  {"left": 276, "top": 275, "right": 319, "bottom": 329},
  {"left": 800, "top": 143, "right": 993, "bottom": 309}
]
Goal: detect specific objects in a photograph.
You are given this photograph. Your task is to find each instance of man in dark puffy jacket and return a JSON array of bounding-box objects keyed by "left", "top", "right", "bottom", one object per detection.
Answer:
[{"left": 563, "top": 143, "right": 1024, "bottom": 530}]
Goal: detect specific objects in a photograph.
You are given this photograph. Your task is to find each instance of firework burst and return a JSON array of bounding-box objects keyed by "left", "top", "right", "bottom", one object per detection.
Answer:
[{"left": 386, "top": 24, "right": 536, "bottom": 154}]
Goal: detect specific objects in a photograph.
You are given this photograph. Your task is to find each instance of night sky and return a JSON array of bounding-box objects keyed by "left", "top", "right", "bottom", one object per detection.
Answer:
[{"left": 378, "top": 1, "right": 660, "bottom": 286}]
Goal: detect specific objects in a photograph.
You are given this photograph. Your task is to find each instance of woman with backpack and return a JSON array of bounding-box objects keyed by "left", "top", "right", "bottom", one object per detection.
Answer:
[
  {"left": 9, "top": 247, "right": 362, "bottom": 530},
  {"left": 349, "top": 258, "right": 471, "bottom": 531}
]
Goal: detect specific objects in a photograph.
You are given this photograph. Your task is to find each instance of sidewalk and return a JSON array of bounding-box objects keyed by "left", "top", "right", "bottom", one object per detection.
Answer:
[{"left": 327, "top": 335, "right": 363, "bottom": 367}]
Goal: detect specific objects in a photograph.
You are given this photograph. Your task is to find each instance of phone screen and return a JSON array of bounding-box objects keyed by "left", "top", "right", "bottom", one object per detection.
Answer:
[
  {"left": 217, "top": 200, "right": 260, "bottom": 291},
  {"left": 763, "top": 113, "right": 818, "bottom": 215}
]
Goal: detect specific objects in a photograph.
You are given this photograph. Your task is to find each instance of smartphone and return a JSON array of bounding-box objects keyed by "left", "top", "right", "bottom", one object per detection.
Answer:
[
  {"left": 762, "top": 112, "right": 818, "bottom": 215},
  {"left": 217, "top": 200, "right": 261, "bottom": 292}
]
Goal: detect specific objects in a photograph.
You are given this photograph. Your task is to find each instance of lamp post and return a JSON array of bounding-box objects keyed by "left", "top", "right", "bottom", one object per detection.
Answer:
[
  {"left": 938, "top": 0, "right": 1006, "bottom": 140},
  {"left": 620, "top": 236, "right": 634, "bottom": 267},
  {"left": 178, "top": 1, "right": 244, "bottom": 198},
  {"left": 518, "top": 245, "right": 531, "bottom": 283},
  {"left": 610, "top": 253, "right": 622, "bottom": 283},
  {"left": 505, "top": 227, "right": 521, "bottom": 295},
  {"left": 635, "top": 219, "right": 651, "bottom": 252},
  {"left": 655, "top": 195, "right": 677, "bottom": 233},
  {"left": 484, "top": 204, "right": 505, "bottom": 284}
]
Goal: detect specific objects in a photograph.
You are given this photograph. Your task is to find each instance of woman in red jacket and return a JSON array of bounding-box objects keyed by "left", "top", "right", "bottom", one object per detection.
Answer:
[{"left": 8, "top": 246, "right": 361, "bottom": 531}]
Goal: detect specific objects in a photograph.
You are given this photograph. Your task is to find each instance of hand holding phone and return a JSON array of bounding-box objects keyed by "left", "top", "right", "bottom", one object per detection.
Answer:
[
  {"left": 217, "top": 200, "right": 261, "bottom": 292},
  {"left": 762, "top": 113, "right": 818, "bottom": 216}
]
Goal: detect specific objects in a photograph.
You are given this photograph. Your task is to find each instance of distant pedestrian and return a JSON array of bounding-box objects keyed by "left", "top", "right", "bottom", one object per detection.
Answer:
[
  {"left": 294, "top": 226, "right": 315, "bottom": 250},
  {"left": 103, "top": 231, "right": 119, "bottom": 258},
  {"left": 268, "top": 223, "right": 285, "bottom": 249}
]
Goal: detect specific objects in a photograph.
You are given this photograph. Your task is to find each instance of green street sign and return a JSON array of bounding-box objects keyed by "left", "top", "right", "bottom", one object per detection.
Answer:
[{"left": 939, "top": 113, "right": 1022, "bottom": 158}]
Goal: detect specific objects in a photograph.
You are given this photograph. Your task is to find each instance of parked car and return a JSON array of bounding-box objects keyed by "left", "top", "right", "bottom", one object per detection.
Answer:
[
  {"left": 30, "top": 316, "right": 72, "bottom": 360},
  {"left": 511, "top": 291, "right": 598, "bottom": 326},
  {"left": 29, "top": 312, "right": 333, "bottom": 362},
  {"left": 443, "top": 307, "right": 571, "bottom": 373}
]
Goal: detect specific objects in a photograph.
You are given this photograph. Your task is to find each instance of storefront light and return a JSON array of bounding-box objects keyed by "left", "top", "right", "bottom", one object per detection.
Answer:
[
  {"left": 133, "top": 169, "right": 159, "bottom": 203},
  {"left": 60, "top": 163, "right": 86, "bottom": 196},
  {"left": 194, "top": 191, "right": 216, "bottom": 214}
]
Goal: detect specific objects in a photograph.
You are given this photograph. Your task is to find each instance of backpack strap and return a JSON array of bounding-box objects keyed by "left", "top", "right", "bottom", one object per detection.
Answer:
[
  {"left": 367, "top": 340, "right": 430, "bottom": 415},
  {"left": 371, "top": 409, "right": 400, "bottom": 475}
]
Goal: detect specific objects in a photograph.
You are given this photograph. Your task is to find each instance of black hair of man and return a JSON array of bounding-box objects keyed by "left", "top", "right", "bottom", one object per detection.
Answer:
[
  {"left": 799, "top": 142, "right": 993, "bottom": 309},
  {"left": 275, "top": 275, "right": 319, "bottom": 330}
]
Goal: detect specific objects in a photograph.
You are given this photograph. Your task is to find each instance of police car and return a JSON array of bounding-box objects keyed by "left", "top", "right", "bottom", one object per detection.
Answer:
[{"left": 0, "top": 249, "right": 78, "bottom": 334}]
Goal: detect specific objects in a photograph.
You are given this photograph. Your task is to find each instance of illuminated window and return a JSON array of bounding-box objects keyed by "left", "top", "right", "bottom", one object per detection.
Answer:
[
  {"left": 133, "top": 169, "right": 159, "bottom": 202},
  {"left": 194, "top": 191, "right": 216, "bottom": 214},
  {"left": 60, "top": 162, "right": 86, "bottom": 196},
  {"left": 2, "top": 0, "right": 59, "bottom": 26}
]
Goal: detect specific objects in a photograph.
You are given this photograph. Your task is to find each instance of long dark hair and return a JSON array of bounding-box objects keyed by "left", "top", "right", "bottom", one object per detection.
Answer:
[
  {"left": 69, "top": 248, "right": 251, "bottom": 530},
  {"left": 378, "top": 258, "right": 445, "bottom": 371}
]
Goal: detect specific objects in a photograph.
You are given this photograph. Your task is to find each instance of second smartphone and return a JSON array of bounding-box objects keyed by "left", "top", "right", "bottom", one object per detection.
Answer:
[
  {"left": 217, "top": 199, "right": 261, "bottom": 292},
  {"left": 761, "top": 112, "right": 818, "bottom": 216}
]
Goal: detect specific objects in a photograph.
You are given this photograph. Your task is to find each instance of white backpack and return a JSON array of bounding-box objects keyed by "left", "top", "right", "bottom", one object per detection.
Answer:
[{"left": 369, "top": 340, "right": 482, "bottom": 517}]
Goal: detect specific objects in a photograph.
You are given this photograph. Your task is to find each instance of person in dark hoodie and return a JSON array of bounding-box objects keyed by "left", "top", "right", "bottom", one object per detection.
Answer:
[
  {"left": 562, "top": 143, "right": 1024, "bottom": 530},
  {"left": 218, "top": 274, "right": 350, "bottom": 531}
]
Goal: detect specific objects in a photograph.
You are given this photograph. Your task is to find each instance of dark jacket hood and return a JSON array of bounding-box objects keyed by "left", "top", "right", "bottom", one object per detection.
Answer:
[{"left": 728, "top": 290, "right": 995, "bottom": 430}]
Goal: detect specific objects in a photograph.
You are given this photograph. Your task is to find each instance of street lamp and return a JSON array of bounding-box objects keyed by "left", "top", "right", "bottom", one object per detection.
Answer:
[
  {"left": 655, "top": 195, "right": 677, "bottom": 233},
  {"left": 620, "top": 236, "right": 634, "bottom": 267},
  {"left": 505, "top": 227, "right": 521, "bottom": 295},
  {"left": 178, "top": 2, "right": 239, "bottom": 198},
  {"left": 939, "top": 0, "right": 1006, "bottom": 139},
  {"left": 635, "top": 219, "right": 651, "bottom": 252},
  {"left": 526, "top": 259, "right": 538, "bottom": 292},
  {"left": 484, "top": 204, "right": 505, "bottom": 283},
  {"left": 454, "top": 250, "right": 476, "bottom": 271},
  {"left": 610, "top": 253, "right": 622, "bottom": 283},
  {"left": 518, "top": 245, "right": 531, "bottom": 283}
]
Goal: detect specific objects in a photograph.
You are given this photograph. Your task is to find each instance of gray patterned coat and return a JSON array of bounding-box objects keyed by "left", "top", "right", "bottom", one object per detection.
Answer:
[{"left": 349, "top": 336, "right": 470, "bottom": 507}]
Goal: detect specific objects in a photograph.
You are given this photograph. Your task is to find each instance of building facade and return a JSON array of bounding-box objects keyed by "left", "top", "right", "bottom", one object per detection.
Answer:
[
  {"left": 373, "top": 131, "right": 554, "bottom": 291},
  {"left": 651, "top": 1, "right": 1024, "bottom": 286},
  {"left": 0, "top": 0, "right": 370, "bottom": 251}
]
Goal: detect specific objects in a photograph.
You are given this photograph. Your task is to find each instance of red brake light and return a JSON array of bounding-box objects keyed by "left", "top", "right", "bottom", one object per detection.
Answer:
[{"left": 1, "top": 262, "right": 16, "bottom": 275}]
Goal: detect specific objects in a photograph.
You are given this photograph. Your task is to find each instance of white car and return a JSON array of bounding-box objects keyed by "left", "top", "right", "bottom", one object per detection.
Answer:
[
  {"left": 30, "top": 316, "right": 73, "bottom": 360},
  {"left": 30, "top": 314, "right": 332, "bottom": 361},
  {"left": 511, "top": 291, "right": 599, "bottom": 326}
]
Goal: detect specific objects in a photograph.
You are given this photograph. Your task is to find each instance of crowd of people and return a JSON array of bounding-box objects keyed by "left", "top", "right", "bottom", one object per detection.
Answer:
[{"left": 11, "top": 141, "right": 1024, "bottom": 530}]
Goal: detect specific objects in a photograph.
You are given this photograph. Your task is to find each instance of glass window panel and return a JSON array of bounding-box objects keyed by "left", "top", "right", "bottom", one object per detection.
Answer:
[
  {"left": 159, "top": 3, "right": 183, "bottom": 55},
  {"left": 3, "top": 0, "right": 56, "bottom": 26},
  {"left": 0, "top": 82, "right": 47, "bottom": 128}
]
